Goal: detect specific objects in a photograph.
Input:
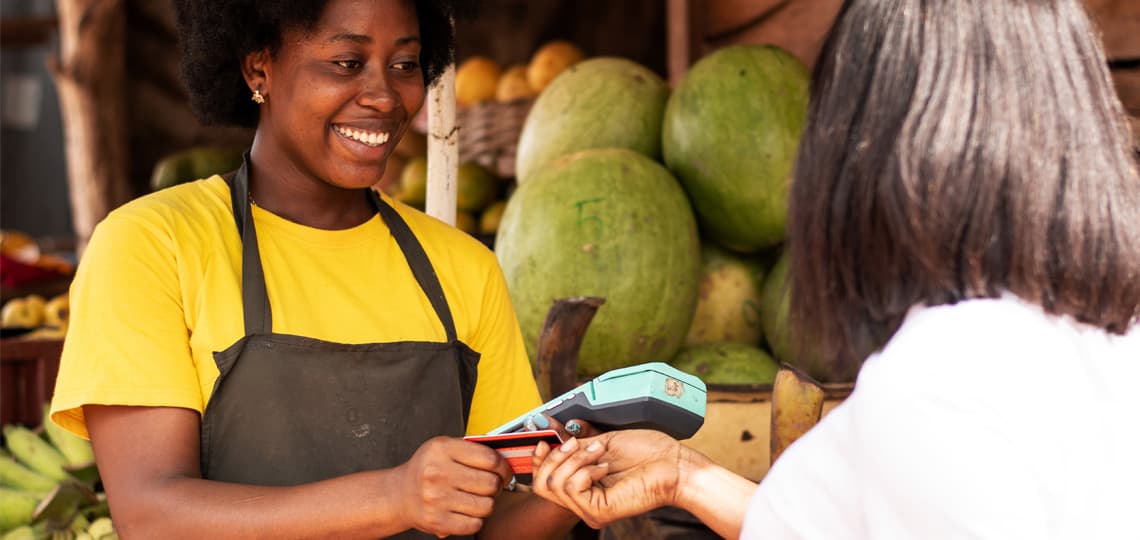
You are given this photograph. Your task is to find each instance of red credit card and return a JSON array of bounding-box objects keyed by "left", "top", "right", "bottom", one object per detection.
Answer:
[{"left": 464, "top": 430, "right": 563, "bottom": 484}]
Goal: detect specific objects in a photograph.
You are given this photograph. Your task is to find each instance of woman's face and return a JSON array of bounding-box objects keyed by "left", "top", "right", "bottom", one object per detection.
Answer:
[{"left": 255, "top": 0, "right": 425, "bottom": 190}]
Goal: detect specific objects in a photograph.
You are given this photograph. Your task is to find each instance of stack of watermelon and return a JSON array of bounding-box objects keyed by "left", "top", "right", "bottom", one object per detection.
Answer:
[{"left": 495, "top": 46, "right": 851, "bottom": 384}]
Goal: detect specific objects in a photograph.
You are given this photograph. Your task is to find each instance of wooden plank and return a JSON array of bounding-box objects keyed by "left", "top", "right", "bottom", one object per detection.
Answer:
[
  {"left": 667, "top": 0, "right": 706, "bottom": 85},
  {"left": 0, "top": 16, "right": 58, "bottom": 48},
  {"left": 707, "top": 0, "right": 844, "bottom": 69},
  {"left": 1085, "top": 0, "right": 1140, "bottom": 60},
  {"left": 699, "top": 0, "right": 1138, "bottom": 70},
  {"left": 426, "top": 63, "right": 458, "bottom": 225},
  {"left": 51, "top": 0, "right": 132, "bottom": 255},
  {"left": 681, "top": 398, "right": 844, "bottom": 482},
  {"left": 704, "top": 0, "right": 787, "bottom": 37},
  {"left": 0, "top": 338, "right": 64, "bottom": 427},
  {"left": 1112, "top": 67, "right": 1140, "bottom": 116}
]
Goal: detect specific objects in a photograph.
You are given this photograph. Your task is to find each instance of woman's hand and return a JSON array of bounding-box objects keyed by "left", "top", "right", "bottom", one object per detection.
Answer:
[
  {"left": 529, "top": 429, "right": 688, "bottom": 529},
  {"left": 522, "top": 413, "right": 601, "bottom": 440},
  {"left": 395, "top": 436, "right": 513, "bottom": 537}
]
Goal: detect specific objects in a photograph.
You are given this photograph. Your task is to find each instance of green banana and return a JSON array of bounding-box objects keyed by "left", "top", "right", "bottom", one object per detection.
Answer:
[
  {"left": 0, "top": 525, "right": 36, "bottom": 540},
  {"left": 78, "top": 499, "right": 109, "bottom": 523},
  {"left": 85, "top": 518, "right": 114, "bottom": 539},
  {"left": 0, "top": 455, "right": 58, "bottom": 494},
  {"left": 68, "top": 513, "right": 89, "bottom": 534},
  {"left": 3, "top": 426, "right": 70, "bottom": 482},
  {"left": 0, "top": 487, "right": 41, "bottom": 531},
  {"left": 41, "top": 407, "right": 95, "bottom": 468}
]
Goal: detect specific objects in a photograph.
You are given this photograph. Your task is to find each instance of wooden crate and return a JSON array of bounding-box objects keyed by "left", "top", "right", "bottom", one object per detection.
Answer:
[
  {"left": 682, "top": 383, "right": 852, "bottom": 482},
  {"left": 0, "top": 337, "right": 64, "bottom": 427}
]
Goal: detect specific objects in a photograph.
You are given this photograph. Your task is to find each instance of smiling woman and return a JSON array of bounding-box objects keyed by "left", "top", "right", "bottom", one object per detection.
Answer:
[{"left": 45, "top": 1, "right": 584, "bottom": 539}]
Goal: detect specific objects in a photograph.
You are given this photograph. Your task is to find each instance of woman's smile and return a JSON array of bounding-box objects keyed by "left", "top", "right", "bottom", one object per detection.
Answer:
[
  {"left": 331, "top": 122, "right": 395, "bottom": 161},
  {"left": 333, "top": 124, "right": 391, "bottom": 147}
]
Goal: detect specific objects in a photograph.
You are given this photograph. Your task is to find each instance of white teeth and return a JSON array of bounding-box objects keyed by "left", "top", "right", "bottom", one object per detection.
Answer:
[{"left": 334, "top": 125, "right": 389, "bottom": 147}]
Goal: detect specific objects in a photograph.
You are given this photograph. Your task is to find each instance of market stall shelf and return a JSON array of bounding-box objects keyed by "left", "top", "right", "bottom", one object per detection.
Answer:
[{"left": 1, "top": 337, "right": 64, "bottom": 427}]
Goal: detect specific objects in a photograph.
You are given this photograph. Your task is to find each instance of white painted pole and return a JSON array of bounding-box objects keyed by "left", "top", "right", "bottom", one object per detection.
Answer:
[{"left": 425, "top": 60, "right": 458, "bottom": 226}]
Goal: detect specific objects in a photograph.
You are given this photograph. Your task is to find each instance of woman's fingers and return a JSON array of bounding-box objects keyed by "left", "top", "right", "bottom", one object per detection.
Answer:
[
  {"left": 521, "top": 414, "right": 601, "bottom": 441},
  {"left": 533, "top": 437, "right": 578, "bottom": 496},
  {"left": 563, "top": 465, "right": 612, "bottom": 531},
  {"left": 566, "top": 462, "right": 610, "bottom": 493},
  {"left": 541, "top": 438, "right": 615, "bottom": 525},
  {"left": 546, "top": 439, "right": 604, "bottom": 497},
  {"left": 563, "top": 419, "right": 601, "bottom": 438}
]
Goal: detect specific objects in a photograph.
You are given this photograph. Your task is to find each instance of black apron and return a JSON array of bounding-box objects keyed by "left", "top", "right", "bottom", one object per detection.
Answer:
[{"left": 200, "top": 155, "right": 480, "bottom": 539}]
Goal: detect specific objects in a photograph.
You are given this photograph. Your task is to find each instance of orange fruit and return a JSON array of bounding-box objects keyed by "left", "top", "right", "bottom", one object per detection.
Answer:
[
  {"left": 495, "top": 65, "right": 537, "bottom": 103},
  {"left": 526, "top": 41, "right": 585, "bottom": 92},
  {"left": 455, "top": 56, "right": 502, "bottom": 107}
]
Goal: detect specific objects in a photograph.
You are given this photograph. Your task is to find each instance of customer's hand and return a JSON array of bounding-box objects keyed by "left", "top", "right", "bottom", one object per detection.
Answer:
[{"left": 530, "top": 429, "right": 687, "bottom": 528}]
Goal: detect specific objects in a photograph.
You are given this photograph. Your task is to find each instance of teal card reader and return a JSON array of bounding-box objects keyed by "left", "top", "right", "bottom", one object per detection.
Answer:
[{"left": 488, "top": 362, "right": 707, "bottom": 440}]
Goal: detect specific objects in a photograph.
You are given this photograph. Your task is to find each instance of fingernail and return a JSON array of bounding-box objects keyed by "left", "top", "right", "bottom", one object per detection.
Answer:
[
  {"left": 586, "top": 441, "right": 601, "bottom": 452},
  {"left": 524, "top": 415, "right": 537, "bottom": 431},
  {"left": 559, "top": 437, "right": 579, "bottom": 453},
  {"left": 531, "top": 414, "right": 551, "bottom": 429},
  {"left": 565, "top": 420, "right": 582, "bottom": 436},
  {"left": 507, "top": 476, "right": 517, "bottom": 492}
]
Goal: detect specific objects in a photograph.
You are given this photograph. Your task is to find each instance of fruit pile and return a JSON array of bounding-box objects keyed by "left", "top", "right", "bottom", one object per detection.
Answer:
[
  {"left": 454, "top": 40, "right": 586, "bottom": 107},
  {"left": 1, "top": 231, "right": 73, "bottom": 293},
  {"left": 390, "top": 151, "right": 507, "bottom": 239},
  {"left": 382, "top": 41, "right": 590, "bottom": 242},
  {"left": 1, "top": 294, "right": 69, "bottom": 339},
  {"left": 1, "top": 407, "right": 116, "bottom": 540},
  {"left": 493, "top": 44, "right": 854, "bottom": 384}
]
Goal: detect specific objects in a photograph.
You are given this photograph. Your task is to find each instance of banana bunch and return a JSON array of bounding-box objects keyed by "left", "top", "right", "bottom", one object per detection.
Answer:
[
  {"left": 0, "top": 515, "right": 115, "bottom": 540},
  {"left": 0, "top": 407, "right": 115, "bottom": 539},
  {"left": 0, "top": 294, "right": 69, "bottom": 338}
]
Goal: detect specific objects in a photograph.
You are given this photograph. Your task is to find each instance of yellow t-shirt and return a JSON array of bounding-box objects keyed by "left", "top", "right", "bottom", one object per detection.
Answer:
[{"left": 51, "top": 176, "right": 540, "bottom": 439}]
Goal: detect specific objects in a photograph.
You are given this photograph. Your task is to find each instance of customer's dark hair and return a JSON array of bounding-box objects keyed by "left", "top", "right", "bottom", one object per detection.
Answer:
[
  {"left": 172, "top": 0, "right": 463, "bottom": 127},
  {"left": 788, "top": 0, "right": 1140, "bottom": 369}
]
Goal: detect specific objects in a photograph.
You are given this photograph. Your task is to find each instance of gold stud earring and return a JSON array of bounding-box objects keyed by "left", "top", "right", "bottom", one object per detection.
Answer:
[{"left": 251, "top": 89, "right": 265, "bottom": 104}]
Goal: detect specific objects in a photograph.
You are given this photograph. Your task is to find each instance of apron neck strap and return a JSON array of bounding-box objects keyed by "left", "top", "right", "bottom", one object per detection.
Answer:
[
  {"left": 370, "top": 190, "right": 459, "bottom": 343},
  {"left": 226, "top": 152, "right": 458, "bottom": 342},
  {"left": 229, "top": 152, "right": 274, "bottom": 336}
]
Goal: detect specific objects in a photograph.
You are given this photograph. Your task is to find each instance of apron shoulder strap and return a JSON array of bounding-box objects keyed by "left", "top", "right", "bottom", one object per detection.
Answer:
[
  {"left": 371, "top": 191, "right": 459, "bottom": 343},
  {"left": 227, "top": 152, "right": 273, "bottom": 336}
]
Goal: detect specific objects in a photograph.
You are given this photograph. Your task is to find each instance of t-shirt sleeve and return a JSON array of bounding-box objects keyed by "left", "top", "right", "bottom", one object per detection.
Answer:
[
  {"left": 463, "top": 253, "right": 542, "bottom": 435},
  {"left": 49, "top": 212, "right": 202, "bottom": 439},
  {"left": 741, "top": 341, "right": 1049, "bottom": 539}
]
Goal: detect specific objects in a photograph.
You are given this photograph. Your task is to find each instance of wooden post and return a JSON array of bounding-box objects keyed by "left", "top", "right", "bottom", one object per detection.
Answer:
[
  {"left": 426, "top": 61, "right": 458, "bottom": 226},
  {"left": 769, "top": 364, "right": 825, "bottom": 465},
  {"left": 50, "top": 0, "right": 132, "bottom": 255},
  {"left": 666, "top": 0, "right": 705, "bottom": 87},
  {"left": 534, "top": 297, "right": 605, "bottom": 401}
]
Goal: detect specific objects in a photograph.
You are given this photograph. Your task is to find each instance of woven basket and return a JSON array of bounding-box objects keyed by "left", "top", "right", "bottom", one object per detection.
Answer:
[{"left": 457, "top": 98, "right": 534, "bottom": 179}]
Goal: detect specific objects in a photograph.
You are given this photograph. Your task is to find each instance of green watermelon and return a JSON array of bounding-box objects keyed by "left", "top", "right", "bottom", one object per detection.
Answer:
[
  {"left": 670, "top": 342, "right": 779, "bottom": 385},
  {"left": 684, "top": 243, "right": 768, "bottom": 347},
  {"left": 758, "top": 251, "right": 856, "bottom": 383},
  {"left": 496, "top": 148, "right": 700, "bottom": 375},
  {"left": 663, "top": 45, "right": 809, "bottom": 252},
  {"left": 150, "top": 146, "right": 245, "bottom": 191},
  {"left": 515, "top": 58, "right": 669, "bottom": 184}
]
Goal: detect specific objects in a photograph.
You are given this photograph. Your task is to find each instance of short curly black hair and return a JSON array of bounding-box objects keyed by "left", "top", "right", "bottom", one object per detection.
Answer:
[{"left": 172, "top": 0, "right": 463, "bottom": 128}]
